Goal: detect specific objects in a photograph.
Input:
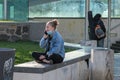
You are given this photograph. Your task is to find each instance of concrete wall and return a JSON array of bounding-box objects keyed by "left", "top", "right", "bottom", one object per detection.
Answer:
[
  {"left": 0, "top": 18, "right": 120, "bottom": 46},
  {"left": 30, "top": 19, "right": 85, "bottom": 43},
  {"left": 30, "top": 18, "right": 120, "bottom": 46},
  {"left": 13, "top": 49, "right": 90, "bottom": 80},
  {"left": 14, "top": 61, "right": 89, "bottom": 80},
  {"left": 13, "top": 48, "right": 114, "bottom": 80},
  {"left": 29, "top": 22, "right": 45, "bottom": 41},
  {"left": 110, "top": 19, "right": 120, "bottom": 44}
]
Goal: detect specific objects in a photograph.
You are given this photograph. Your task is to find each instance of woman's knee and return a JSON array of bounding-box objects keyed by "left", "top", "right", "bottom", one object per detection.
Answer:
[
  {"left": 48, "top": 54, "right": 63, "bottom": 64},
  {"left": 32, "top": 52, "right": 38, "bottom": 57}
]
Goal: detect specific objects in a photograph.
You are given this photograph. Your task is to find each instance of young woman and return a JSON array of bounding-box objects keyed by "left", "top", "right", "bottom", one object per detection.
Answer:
[{"left": 32, "top": 19, "right": 65, "bottom": 64}]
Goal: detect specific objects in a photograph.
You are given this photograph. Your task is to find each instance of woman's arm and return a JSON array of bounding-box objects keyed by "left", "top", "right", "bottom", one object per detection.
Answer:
[
  {"left": 47, "top": 37, "right": 63, "bottom": 56},
  {"left": 39, "top": 38, "right": 48, "bottom": 48}
]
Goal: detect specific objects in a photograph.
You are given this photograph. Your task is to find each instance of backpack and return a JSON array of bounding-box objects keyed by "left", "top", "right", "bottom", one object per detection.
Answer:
[{"left": 95, "top": 24, "right": 105, "bottom": 39}]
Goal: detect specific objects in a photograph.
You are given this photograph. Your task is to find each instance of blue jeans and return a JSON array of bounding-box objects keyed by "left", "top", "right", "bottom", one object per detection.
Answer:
[{"left": 97, "top": 39, "right": 104, "bottom": 47}]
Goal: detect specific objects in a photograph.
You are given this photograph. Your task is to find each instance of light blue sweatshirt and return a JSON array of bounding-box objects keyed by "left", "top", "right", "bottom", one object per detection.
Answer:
[{"left": 40, "top": 31, "right": 65, "bottom": 58}]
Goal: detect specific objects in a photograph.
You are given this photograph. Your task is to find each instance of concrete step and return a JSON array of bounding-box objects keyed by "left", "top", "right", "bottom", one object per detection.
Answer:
[
  {"left": 116, "top": 41, "right": 120, "bottom": 44},
  {"left": 111, "top": 41, "right": 120, "bottom": 53},
  {"left": 112, "top": 44, "right": 120, "bottom": 47},
  {"left": 111, "top": 46, "right": 120, "bottom": 53},
  {"left": 111, "top": 46, "right": 120, "bottom": 50}
]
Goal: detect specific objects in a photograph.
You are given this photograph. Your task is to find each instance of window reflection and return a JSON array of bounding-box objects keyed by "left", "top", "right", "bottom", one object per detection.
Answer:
[
  {"left": 29, "top": 0, "right": 120, "bottom": 18},
  {"left": 111, "top": 0, "right": 120, "bottom": 17},
  {"left": 29, "top": 0, "right": 85, "bottom": 18},
  {"left": 0, "top": 0, "right": 120, "bottom": 21},
  {"left": 0, "top": 4, "right": 3, "bottom": 19},
  {"left": 90, "top": 0, "right": 108, "bottom": 17},
  {"left": 0, "top": 0, "right": 28, "bottom": 21},
  {"left": 0, "top": 0, "right": 3, "bottom": 19}
]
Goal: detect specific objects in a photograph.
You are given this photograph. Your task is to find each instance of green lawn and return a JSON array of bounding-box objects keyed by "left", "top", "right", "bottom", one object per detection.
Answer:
[{"left": 0, "top": 41, "right": 75, "bottom": 64}]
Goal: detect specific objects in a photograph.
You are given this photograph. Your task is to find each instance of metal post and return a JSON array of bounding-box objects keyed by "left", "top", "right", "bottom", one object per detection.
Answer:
[
  {"left": 4, "top": 0, "right": 7, "bottom": 19},
  {"left": 85, "top": 0, "right": 90, "bottom": 40},
  {"left": 107, "top": 0, "right": 111, "bottom": 48},
  {"left": 112, "top": 0, "right": 115, "bottom": 16}
]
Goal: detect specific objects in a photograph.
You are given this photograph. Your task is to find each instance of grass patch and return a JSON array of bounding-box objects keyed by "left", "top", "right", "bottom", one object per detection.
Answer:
[{"left": 0, "top": 41, "right": 76, "bottom": 64}]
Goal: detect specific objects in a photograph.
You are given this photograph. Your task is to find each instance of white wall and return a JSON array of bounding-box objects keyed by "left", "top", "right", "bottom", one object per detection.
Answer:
[
  {"left": 30, "top": 18, "right": 120, "bottom": 46},
  {"left": 30, "top": 19, "right": 85, "bottom": 43}
]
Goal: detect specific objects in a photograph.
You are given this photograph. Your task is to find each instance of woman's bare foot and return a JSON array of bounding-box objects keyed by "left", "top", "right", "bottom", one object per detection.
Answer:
[
  {"left": 42, "top": 59, "right": 53, "bottom": 64},
  {"left": 39, "top": 55, "right": 46, "bottom": 60}
]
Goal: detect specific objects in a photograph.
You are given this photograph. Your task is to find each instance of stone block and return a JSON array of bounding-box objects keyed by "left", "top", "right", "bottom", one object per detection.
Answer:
[
  {"left": 0, "top": 34, "right": 9, "bottom": 41},
  {"left": 6, "top": 28, "right": 15, "bottom": 35},
  {"left": 15, "top": 26, "right": 21, "bottom": 35},
  {"left": 8, "top": 35, "right": 20, "bottom": 42},
  {"left": 22, "top": 26, "right": 29, "bottom": 33},
  {"left": 21, "top": 33, "right": 29, "bottom": 40}
]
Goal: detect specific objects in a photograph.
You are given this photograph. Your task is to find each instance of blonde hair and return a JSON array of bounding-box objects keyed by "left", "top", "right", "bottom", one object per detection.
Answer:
[{"left": 48, "top": 19, "right": 59, "bottom": 29}]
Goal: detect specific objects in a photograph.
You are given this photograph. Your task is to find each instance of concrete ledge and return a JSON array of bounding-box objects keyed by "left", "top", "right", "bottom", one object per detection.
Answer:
[
  {"left": 14, "top": 49, "right": 90, "bottom": 73},
  {"left": 64, "top": 42, "right": 82, "bottom": 49},
  {"left": 13, "top": 48, "right": 114, "bottom": 80}
]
